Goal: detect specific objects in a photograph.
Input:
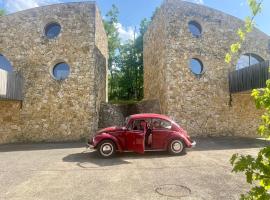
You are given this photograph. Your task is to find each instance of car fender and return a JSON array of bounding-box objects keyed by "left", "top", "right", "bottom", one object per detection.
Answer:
[
  {"left": 94, "top": 133, "right": 123, "bottom": 152},
  {"left": 165, "top": 133, "right": 191, "bottom": 149}
]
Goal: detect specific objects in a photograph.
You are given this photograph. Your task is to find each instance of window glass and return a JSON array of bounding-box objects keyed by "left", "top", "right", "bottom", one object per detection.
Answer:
[
  {"left": 45, "top": 22, "right": 61, "bottom": 39},
  {"left": 132, "top": 120, "right": 145, "bottom": 131},
  {"left": 189, "top": 58, "right": 204, "bottom": 75},
  {"left": 152, "top": 118, "right": 172, "bottom": 130},
  {"left": 188, "top": 21, "right": 202, "bottom": 37},
  {"left": 52, "top": 62, "right": 70, "bottom": 80},
  {"left": 236, "top": 53, "right": 264, "bottom": 70},
  {"left": 127, "top": 119, "right": 150, "bottom": 131},
  {"left": 0, "top": 54, "right": 13, "bottom": 72}
]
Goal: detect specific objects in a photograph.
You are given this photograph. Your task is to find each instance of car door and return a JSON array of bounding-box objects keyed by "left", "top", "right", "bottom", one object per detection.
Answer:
[
  {"left": 125, "top": 119, "right": 145, "bottom": 154},
  {"left": 151, "top": 118, "right": 172, "bottom": 149}
]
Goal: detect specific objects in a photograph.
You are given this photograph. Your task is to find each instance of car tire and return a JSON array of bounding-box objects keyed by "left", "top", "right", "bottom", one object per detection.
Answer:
[
  {"left": 168, "top": 139, "right": 185, "bottom": 155},
  {"left": 97, "top": 140, "right": 116, "bottom": 158}
]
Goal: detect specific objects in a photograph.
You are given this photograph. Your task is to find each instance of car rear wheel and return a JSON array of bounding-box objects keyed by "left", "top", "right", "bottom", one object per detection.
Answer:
[
  {"left": 97, "top": 140, "right": 116, "bottom": 158},
  {"left": 168, "top": 139, "right": 185, "bottom": 155}
]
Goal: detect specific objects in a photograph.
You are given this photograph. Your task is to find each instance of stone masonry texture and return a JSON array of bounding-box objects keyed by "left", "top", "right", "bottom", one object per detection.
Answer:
[
  {"left": 0, "top": 2, "right": 108, "bottom": 143},
  {"left": 144, "top": 0, "right": 270, "bottom": 137}
]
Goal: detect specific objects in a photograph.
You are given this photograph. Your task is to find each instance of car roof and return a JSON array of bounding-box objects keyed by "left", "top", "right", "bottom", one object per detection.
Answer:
[{"left": 129, "top": 113, "right": 172, "bottom": 121}]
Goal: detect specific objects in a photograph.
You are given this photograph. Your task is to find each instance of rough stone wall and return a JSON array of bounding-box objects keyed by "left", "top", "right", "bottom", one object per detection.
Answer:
[
  {"left": 144, "top": 0, "right": 269, "bottom": 137},
  {"left": 94, "top": 6, "right": 108, "bottom": 102},
  {"left": 93, "top": 47, "right": 107, "bottom": 131},
  {"left": 143, "top": 4, "right": 168, "bottom": 113},
  {"left": 0, "top": 2, "right": 108, "bottom": 143},
  {"left": 0, "top": 101, "right": 22, "bottom": 143},
  {"left": 99, "top": 100, "right": 161, "bottom": 128}
]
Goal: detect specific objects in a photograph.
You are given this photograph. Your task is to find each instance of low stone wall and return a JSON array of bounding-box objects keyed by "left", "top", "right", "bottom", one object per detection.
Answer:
[
  {"left": 0, "top": 100, "right": 21, "bottom": 143},
  {"left": 98, "top": 99, "right": 161, "bottom": 128}
]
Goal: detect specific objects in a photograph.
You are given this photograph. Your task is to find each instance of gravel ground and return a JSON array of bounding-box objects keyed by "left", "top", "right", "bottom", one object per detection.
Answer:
[{"left": 0, "top": 137, "right": 268, "bottom": 200}]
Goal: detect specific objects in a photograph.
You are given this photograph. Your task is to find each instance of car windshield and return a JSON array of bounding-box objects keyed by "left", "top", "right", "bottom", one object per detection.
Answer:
[{"left": 124, "top": 116, "right": 131, "bottom": 127}]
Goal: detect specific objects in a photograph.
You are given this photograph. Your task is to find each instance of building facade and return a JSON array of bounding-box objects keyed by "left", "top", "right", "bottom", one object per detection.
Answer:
[
  {"left": 144, "top": 0, "right": 270, "bottom": 136},
  {"left": 0, "top": 2, "right": 108, "bottom": 143}
]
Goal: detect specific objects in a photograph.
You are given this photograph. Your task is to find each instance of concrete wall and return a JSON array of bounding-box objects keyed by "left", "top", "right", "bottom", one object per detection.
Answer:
[
  {"left": 0, "top": 2, "right": 108, "bottom": 143},
  {"left": 144, "top": 0, "right": 270, "bottom": 136}
]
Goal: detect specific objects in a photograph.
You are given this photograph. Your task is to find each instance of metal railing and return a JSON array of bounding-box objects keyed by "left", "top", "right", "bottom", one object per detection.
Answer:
[{"left": 229, "top": 61, "right": 270, "bottom": 93}]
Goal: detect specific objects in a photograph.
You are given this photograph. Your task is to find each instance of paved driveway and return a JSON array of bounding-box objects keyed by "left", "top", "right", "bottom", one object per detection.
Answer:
[{"left": 0, "top": 137, "right": 268, "bottom": 200}]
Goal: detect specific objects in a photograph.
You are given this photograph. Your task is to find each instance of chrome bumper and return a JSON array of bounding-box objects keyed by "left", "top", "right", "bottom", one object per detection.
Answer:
[
  {"left": 191, "top": 141, "right": 196, "bottom": 148},
  {"left": 86, "top": 143, "right": 94, "bottom": 149}
]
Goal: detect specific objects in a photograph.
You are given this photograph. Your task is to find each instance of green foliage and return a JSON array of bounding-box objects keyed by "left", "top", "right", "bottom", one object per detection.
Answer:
[
  {"left": 109, "top": 18, "right": 150, "bottom": 101},
  {"left": 248, "top": 0, "right": 262, "bottom": 16},
  {"left": 228, "top": 1, "right": 270, "bottom": 199},
  {"left": 103, "top": 4, "right": 121, "bottom": 72},
  {"left": 225, "top": 0, "right": 263, "bottom": 64},
  {"left": 0, "top": 9, "right": 5, "bottom": 16},
  {"left": 104, "top": 5, "right": 151, "bottom": 101},
  {"left": 231, "top": 71, "right": 270, "bottom": 200}
]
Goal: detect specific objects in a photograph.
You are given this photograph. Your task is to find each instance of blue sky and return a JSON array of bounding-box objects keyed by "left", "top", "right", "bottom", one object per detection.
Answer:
[{"left": 0, "top": 0, "right": 269, "bottom": 41}]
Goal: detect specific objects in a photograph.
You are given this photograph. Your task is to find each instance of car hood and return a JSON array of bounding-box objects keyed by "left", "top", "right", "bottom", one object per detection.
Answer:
[{"left": 97, "top": 126, "right": 125, "bottom": 134}]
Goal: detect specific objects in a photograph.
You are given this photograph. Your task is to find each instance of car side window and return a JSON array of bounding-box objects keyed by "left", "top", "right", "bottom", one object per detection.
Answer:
[{"left": 152, "top": 118, "right": 172, "bottom": 130}]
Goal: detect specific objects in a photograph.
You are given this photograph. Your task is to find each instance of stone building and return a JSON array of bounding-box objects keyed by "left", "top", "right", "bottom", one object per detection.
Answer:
[
  {"left": 144, "top": 0, "right": 270, "bottom": 136},
  {"left": 0, "top": 2, "right": 108, "bottom": 143}
]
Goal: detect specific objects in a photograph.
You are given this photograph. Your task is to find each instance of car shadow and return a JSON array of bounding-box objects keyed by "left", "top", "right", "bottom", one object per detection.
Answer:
[
  {"left": 63, "top": 151, "right": 131, "bottom": 167},
  {"left": 62, "top": 150, "right": 179, "bottom": 168}
]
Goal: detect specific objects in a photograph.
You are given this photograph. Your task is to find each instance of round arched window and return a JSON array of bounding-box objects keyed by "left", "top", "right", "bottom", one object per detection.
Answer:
[
  {"left": 45, "top": 22, "right": 61, "bottom": 39},
  {"left": 188, "top": 21, "right": 202, "bottom": 37},
  {"left": 0, "top": 54, "right": 13, "bottom": 72},
  {"left": 189, "top": 58, "right": 204, "bottom": 75},
  {"left": 52, "top": 62, "right": 70, "bottom": 80},
  {"left": 236, "top": 53, "right": 264, "bottom": 70}
]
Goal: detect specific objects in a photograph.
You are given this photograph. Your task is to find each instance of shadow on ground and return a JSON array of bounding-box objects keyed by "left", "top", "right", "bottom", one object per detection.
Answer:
[
  {"left": 62, "top": 150, "right": 176, "bottom": 167},
  {"left": 61, "top": 136, "right": 269, "bottom": 167},
  {"left": 192, "top": 136, "right": 269, "bottom": 151},
  {"left": 0, "top": 142, "right": 84, "bottom": 152},
  {"left": 0, "top": 137, "right": 268, "bottom": 153}
]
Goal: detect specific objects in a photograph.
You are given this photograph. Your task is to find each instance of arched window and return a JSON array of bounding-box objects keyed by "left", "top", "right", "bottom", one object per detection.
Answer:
[
  {"left": 188, "top": 21, "right": 202, "bottom": 38},
  {"left": 0, "top": 54, "right": 13, "bottom": 72},
  {"left": 236, "top": 53, "right": 264, "bottom": 70}
]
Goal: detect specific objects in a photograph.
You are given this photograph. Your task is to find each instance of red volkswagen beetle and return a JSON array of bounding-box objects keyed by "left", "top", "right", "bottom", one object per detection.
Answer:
[{"left": 87, "top": 113, "right": 196, "bottom": 158}]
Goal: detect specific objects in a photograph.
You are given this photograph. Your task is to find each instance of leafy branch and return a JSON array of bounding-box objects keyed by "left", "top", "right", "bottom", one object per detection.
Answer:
[
  {"left": 0, "top": 9, "right": 5, "bottom": 16},
  {"left": 225, "top": 0, "right": 263, "bottom": 64},
  {"left": 226, "top": 1, "right": 270, "bottom": 199}
]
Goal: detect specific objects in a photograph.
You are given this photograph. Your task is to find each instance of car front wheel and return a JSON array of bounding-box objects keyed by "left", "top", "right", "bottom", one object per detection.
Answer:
[
  {"left": 168, "top": 139, "right": 185, "bottom": 155},
  {"left": 97, "top": 140, "right": 116, "bottom": 158}
]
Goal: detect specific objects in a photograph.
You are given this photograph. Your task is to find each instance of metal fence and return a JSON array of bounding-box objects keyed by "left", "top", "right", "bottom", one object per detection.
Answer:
[
  {"left": 229, "top": 60, "right": 270, "bottom": 93},
  {"left": 0, "top": 70, "right": 24, "bottom": 100}
]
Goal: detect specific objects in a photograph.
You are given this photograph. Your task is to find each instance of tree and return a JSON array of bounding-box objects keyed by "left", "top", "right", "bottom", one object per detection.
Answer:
[
  {"left": 227, "top": 1, "right": 270, "bottom": 199},
  {"left": 111, "top": 18, "right": 150, "bottom": 101},
  {"left": 103, "top": 5, "right": 121, "bottom": 100},
  {"left": 0, "top": 9, "right": 5, "bottom": 16}
]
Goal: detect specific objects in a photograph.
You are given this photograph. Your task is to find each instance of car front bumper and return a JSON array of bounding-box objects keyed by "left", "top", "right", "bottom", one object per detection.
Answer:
[
  {"left": 191, "top": 140, "right": 196, "bottom": 148},
  {"left": 86, "top": 143, "right": 94, "bottom": 149}
]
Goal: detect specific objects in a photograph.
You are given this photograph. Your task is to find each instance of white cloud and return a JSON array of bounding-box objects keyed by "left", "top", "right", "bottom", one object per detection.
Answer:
[
  {"left": 184, "top": 0, "right": 204, "bottom": 4},
  {"left": 115, "top": 23, "right": 136, "bottom": 43},
  {"left": 3, "top": 0, "right": 63, "bottom": 13}
]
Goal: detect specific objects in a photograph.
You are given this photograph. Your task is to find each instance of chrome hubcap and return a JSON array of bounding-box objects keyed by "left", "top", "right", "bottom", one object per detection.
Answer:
[
  {"left": 100, "top": 143, "right": 113, "bottom": 156},
  {"left": 171, "top": 141, "right": 183, "bottom": 153}
]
